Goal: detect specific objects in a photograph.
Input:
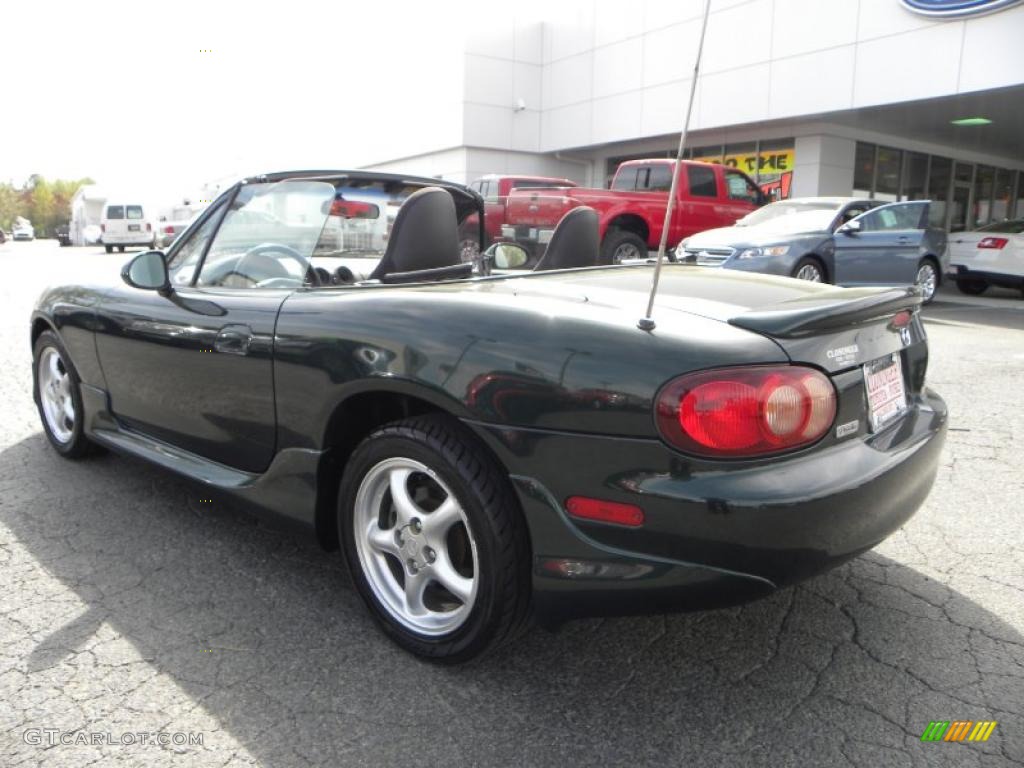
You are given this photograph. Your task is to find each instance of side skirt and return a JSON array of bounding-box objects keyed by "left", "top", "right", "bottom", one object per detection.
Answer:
[{"left": 79, "top": 384, "right": 326, "bottom": 537}]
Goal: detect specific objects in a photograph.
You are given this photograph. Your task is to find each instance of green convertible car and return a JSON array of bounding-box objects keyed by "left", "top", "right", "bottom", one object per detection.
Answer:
[{"left": 31, "top": 170, "right": 947, "bottom": 662}]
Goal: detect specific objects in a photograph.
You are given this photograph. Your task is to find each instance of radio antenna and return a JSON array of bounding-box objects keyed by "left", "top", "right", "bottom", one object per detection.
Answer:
[{"left": 638, "top": 0, "right": 713, "bottom": 331}]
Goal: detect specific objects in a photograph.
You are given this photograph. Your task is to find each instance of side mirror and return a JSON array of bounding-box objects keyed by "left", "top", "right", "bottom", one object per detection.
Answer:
[
  {"left": 838, "top": 219, "right": 862, "bottom": 235},
  {"left": 122, "top": 250, "right": 170, "bottom": 292},
  {"left": 487, "top": 242, "right": 530, "bottom": 270}
]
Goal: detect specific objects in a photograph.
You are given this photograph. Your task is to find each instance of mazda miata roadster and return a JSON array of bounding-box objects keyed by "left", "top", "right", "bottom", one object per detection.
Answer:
[{"left": 31, "top": 170, "right": 947, "bottom": 662}]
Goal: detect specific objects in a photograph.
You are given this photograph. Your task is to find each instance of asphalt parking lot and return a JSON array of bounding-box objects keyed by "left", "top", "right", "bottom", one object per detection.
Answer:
[{"left": 1, "top": 239, "right": 1022, "bottom": 767}]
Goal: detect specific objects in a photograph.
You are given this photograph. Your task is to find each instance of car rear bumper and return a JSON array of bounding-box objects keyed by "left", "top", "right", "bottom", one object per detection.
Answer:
[
  {"left": 102, "top": 233, "right": 154, "bottom": 245},
  {"left": 948, "top": 264, "right": 1024, "bottom": 288},
  {"left": 466, "top": 387, "right": 947, "bottom": 623}
]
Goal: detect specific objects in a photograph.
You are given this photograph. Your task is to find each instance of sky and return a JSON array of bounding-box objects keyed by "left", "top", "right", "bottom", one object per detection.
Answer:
[{"left": 1, "top": 0, "right": 470, "bottom": 203}]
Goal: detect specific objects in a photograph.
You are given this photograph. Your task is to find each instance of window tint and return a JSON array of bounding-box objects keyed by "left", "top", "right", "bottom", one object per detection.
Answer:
[
  {"left": 724, "top": 171, "right": 759, "bottom": 203},
  {"left": 106, "top": 205, "right": 124, "bottom": 219},
  {"left": 166, "top": 202, "right": 225, "bottom": 286},
  {"left": 196, "top": 181, "right": 334, "bottom": 289},
  {"left": 126, "top": 205, "right": 144, "bottom": 220},
  {"left": 640, "top": 165, "right": 673, "bottom": 192},
  {"left": 687, "top": 165, "right": 718, "bottom": 198},
  {"left": 611, "top": 167, "right": 639, "bottom": 191},
  {"left": 857, "top": 203, "right": 926, "bottom": 232}
]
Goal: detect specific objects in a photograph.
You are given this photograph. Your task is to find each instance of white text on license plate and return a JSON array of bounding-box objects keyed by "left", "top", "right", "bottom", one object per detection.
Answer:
[{"left": 863, "top": 353, "right": 907, "bottom": 432}]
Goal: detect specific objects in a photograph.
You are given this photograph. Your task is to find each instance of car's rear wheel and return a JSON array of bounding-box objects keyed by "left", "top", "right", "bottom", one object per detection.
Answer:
[
  {"left": 792, "top": 257, "right": 825, "bottom": 283},
  {"left": 104, "top": 245, "right": 113, "bottom": 253},
  {"left": 117, "top": 246, "right": 125, "bottom": 253},
  {"left": 339, "top": 415, "right": 530, "bottom": 663},
  {"left": 956, "top": 278, "right": 988, "bottom": 296},
  {"left": 916, "top": 259, "right": 939, "bottom": 304},
  {"left": 33, "top": 331, "right": 99, "bottom": 458},
  {"left": 600, "top": 229, "right": 647, "bottom": 264}
]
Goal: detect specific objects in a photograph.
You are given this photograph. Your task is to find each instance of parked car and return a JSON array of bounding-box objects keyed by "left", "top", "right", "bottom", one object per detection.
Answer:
[
  {"left": 946, "top": 217, "right": 1024, "bottom": 296},
  {"left": 30, "top": 169, "right": 946, "bottom": 662},
  {"left": 55, "top": 223, "right": 72, "bottom": 247},
  {"left": 504, "top": 159, "right": 765, "bottom": 264},
  {"left": 462, "top": 174, "right": 578, "bottom": 257},
  {"left": 13, "top": 222, "right": 35, "bottom": 241},
  {"left": 155, "top": 216, "right": 197, "bottom": 250},
  {"left": 101, "top": 203, "right": 154, "bottom": 252},
  {"left": 0, "top": 229, "right": 7, "bottom": 244},
  {"left": 682, "top": 199, "right": 947, "bottom": 303}
]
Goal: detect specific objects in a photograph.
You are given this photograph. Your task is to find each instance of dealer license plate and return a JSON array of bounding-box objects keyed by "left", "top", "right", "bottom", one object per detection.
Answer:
[
  {"left": 128, "top": 224, "right": 140, "bottom": 232},
  {"left": 863, "top": 353, "right": 907, "bottom": 432}
]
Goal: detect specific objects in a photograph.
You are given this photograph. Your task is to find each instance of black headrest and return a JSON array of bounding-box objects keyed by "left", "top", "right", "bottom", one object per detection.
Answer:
[
  {"left": 369, "top": 187, "right": 461, "bottom": 280},
  {"left": 533, "top": 206, "right": 600, "bottom": 271}
]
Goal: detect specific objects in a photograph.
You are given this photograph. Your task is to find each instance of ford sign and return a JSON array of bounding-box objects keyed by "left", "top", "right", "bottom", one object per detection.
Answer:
[{"left": 900, "top": 0, "right": 1024, "bottom": 17}]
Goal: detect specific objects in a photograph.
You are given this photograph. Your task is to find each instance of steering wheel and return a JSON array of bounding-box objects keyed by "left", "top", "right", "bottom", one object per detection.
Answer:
[{"left": 240, "top": 242, "right": 321, "bottom": 286}]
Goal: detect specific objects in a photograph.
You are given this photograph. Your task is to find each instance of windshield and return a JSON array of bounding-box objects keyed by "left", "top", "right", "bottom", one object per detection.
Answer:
[
  {"left": 737, "top": 201, "right": 838, "bottom": 229},
  {"left": 976, "top": 218, "right": 1024, "bottom": 234}
]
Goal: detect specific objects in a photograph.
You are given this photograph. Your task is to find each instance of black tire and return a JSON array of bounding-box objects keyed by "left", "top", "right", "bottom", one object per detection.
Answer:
[
  {"left": 338, "top": 414, "right": 530, "bottom": 663},
  {"left": 104, "top": 245, "right": 113, "bottom": 253},
  {"left": 33, "top": 331, "right": 99, "bottom": 459},
  {"left": 600, "top": 229, "right": 648, "bottom": 264},
  {"left": 791, "top": 256, "right": 827, "bottom": 283},
  {"left": 117, "top": 246, "right": 125, "bottom": 253},
  {"left": 956, "top": 278, "right": 988, "bottom": 296}
]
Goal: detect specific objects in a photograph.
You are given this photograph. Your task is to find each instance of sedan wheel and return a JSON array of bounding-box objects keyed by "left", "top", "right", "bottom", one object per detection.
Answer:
[
  {"left": 339, "top": 415, "right": 530, "bottom": 662},
  {"left": 353, "top": 457, "right": 478, "bottom": 636},
  {"left": 793, "top": 259, "right": 824, "bottom": 282},
  {"left": 916, "top": 261, "right": 938, "bottom": 304}
]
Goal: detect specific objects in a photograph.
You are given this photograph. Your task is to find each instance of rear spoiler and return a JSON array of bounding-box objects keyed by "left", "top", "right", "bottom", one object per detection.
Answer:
[{"left": 728, "top": 286, "right": 923, "bottom": 339}]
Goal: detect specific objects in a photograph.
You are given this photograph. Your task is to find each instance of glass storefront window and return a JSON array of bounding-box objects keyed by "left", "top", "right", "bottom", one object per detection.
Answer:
[
  {"left": 901, "top": 153, "right": 928, "bottom": 201},
  {"left": 853, "top": 142, "right": 874, "bottom": 198},
  {"left": 954, "top": 162, "right": 974, "bottom": 183},
  {"left": 992, "top": 168, "right": 1013, "bottom": 222},
  {"left": 927, "top": 157, "right": 952, "bottom": 227},
  {"left": 973, "top": 165, "right": 994, "bottom": 227},
  {"left": 875, "top": 147, "right": 902, "bottom": 201}
]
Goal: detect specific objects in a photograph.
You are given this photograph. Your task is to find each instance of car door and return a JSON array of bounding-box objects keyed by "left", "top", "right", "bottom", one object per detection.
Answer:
[
  {"left": 93, "top": 179, "right": 335, "bottom": 472},
  {"left": 833, "top": 201, "right": 928, "bottom": 286}
]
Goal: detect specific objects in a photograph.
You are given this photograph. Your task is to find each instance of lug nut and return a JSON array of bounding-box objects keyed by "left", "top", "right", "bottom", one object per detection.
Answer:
[
  {"left": 410, "top": 519, "right": 422, "bottom": 534},
  {"left": 423, "top": 547, "right": 436, "bottom": 563},
  {"left": 406, "top": 559, "right": 418, "bottom": 574}
]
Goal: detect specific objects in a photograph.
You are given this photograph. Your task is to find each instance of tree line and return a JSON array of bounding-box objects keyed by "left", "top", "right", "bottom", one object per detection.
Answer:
[{"left": 0, "top": 175, "right": 94, "bottom": 236}]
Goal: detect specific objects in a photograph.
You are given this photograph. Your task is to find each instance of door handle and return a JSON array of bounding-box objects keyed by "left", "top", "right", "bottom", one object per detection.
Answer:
[
  {"left": 214, "top": 324, "right": 253, "bottom": 355},
  {"left": 897, "top": 236, "right": 911, "bottom": 243}
]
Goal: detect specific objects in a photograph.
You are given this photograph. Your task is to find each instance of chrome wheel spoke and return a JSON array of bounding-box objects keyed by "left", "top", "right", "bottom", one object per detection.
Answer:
[
  {"left": 62, "top": 398, "right": 75, "bottom": 423},
  {"left": 388, "top": 468, "right": 418, "bottom": 526},
  {"left": 422, "top": 497, "right": 461, "bottom": 538},
  {"left": 403, "top": 570, "right": 429, "bottom": 616},
  {"left": 366, "top": 522, "right": 400, "bottom": 557},
  {"left": 38, "top": 348, "right": 74, "bottom": 443}
]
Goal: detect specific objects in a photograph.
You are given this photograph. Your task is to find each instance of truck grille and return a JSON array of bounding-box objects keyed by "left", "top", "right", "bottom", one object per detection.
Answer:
[{"left": 683, "top": 247, "right": 734, "bottom": 265}]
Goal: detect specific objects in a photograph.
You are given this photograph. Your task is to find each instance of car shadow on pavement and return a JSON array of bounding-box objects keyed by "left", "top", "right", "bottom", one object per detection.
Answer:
[{"left": 1, "top": 433, "right": 1021, "bottom": 767}]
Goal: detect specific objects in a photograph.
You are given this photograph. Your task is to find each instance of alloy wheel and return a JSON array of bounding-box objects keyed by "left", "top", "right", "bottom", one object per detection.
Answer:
[
  {"left": 917, "top": 262, "right": 938, "bottom": 302},
  {"left": 613, "top": 242, "right": 643, "bottom": 263},
  {"left": 38, "top": 347, "right": 75, "bottom": 443},
  {"left": 353, "top": 457, "right": 478, "bottom": 636},
  {"left": 795, "top": 263, "right": 823, "bottom": 282}
]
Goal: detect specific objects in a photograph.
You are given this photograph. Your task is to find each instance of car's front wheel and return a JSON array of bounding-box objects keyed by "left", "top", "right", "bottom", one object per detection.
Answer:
[
  {"left": 339, "top": 415, "right": 530, "bottom": 663},
  {"left": 33, "top": 331, "right": 99, "bottom": 458},
  {"left": 792, "top": 257, "right": 825, "bottom": 282}
]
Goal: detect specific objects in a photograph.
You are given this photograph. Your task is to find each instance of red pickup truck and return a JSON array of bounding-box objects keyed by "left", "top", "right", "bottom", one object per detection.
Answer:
[
  {"left": 503, "top": 159, "right": 766, "bottom": 263},
  {"left": 461, "top": 174, "right": 578, "bottom": 255}
]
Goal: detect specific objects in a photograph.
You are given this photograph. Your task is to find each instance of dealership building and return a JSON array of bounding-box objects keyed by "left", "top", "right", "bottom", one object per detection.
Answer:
[{"left": 365, "top": 0, "right": 1024, "bottom": 232}]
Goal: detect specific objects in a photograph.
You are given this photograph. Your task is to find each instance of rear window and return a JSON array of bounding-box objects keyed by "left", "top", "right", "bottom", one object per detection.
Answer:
[
  {"left": 640, "top": 165, "right": 672, "bottom": 192},
  {"left": 127, "top": 206, "right": 144, "bottom": 220},
  {"left": 106, "top": 206, "right": 124, "bottom": 219},
  {"left": 687, "top": 166, "right": 718, "bottom": 197},
  {"left": 977, "top": 218, "right": 1024, "bottom": 234}
]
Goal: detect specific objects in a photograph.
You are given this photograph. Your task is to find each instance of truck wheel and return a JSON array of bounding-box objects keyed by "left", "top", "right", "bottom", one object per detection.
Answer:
[
  {"left": 104, "top": 245, "right": 113, "bottom": 253},
  {"left": 600, "top": 229, "right": 647, "bottom": 264},
  {"left": 338, "top": 414, "right": 531, "bottom": 663}
]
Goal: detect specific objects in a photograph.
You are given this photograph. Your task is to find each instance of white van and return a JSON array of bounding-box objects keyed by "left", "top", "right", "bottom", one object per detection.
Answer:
[{"left": 101, "top": 203, "right": 154, "bottom": 252}]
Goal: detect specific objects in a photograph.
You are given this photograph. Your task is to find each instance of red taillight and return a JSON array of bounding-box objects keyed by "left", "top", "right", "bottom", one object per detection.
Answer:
[
  {"left": 890, "top": 310, "right": 912, "bottom": 329},
  {"left": 656, "top": 366, "right": 837, "bottom": 458},
  {"left": 978, "top": 237, "right": 1007, "bottom": 249},
  {"left": 163, "top": 225, "right": 174, "bottom": 234},
  {"left": 566, "top": 496, "right": 644, "bottom": 527}
]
